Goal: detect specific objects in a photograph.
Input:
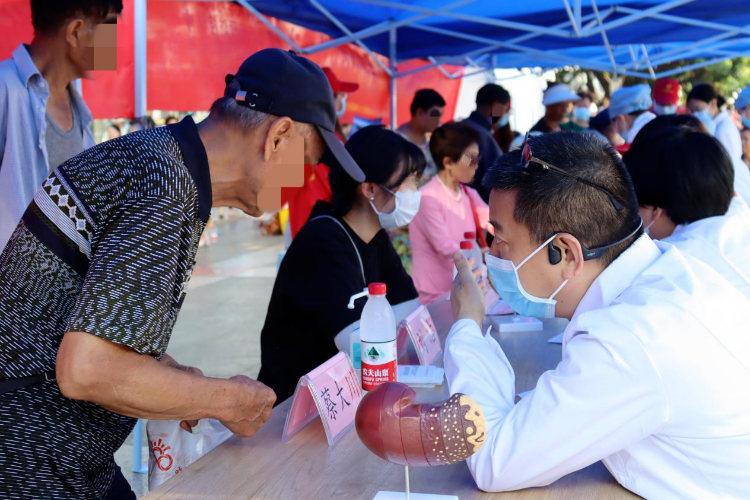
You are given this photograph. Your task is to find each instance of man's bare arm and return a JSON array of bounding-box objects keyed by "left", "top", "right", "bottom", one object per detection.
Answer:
[{"left": 56, "top": 331, "right": 275, "bottom": 437}]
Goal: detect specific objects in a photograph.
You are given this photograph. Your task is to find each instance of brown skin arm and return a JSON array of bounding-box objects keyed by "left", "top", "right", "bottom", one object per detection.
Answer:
[{"left": 56, "top": 331, "right": 276, "bottom": 437}]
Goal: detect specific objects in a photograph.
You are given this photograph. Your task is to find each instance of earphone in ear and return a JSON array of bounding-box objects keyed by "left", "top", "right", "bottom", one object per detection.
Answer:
[{"left": 548, "top": 239, "right": 562, "bottom": 265}]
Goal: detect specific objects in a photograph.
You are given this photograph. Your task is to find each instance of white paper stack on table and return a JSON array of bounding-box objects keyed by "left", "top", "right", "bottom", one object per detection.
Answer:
[{"left": 397, "top": 365, "right": 444, "bottom": 388}]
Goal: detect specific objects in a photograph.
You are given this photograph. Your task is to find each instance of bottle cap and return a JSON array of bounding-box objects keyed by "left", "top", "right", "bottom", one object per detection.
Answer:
[
  {"left": 460, "top": 241, "right": 474, "bottom": 250},
  {"left": 368, "top": 283, "right": 387, "bottom": 295},
  {"left": 464, "top": 232, "right": 476, "bottom": 239}
]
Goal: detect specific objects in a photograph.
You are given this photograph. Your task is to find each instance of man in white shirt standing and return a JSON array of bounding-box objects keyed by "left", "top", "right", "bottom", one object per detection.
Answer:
[
  {"left": 446, "top": 132, "right": 750, "bottom": 499},
  {"left": 609, "top": 84, "right": 655, "bottom": 144},
  {"left": 0, "top": 1, "right": 121, "bottom": 251}
]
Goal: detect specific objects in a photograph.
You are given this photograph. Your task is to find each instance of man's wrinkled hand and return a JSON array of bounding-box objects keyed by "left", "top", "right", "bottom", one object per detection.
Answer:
[{"left": 220, "top": 375, "right": 276, "bottom": 438}]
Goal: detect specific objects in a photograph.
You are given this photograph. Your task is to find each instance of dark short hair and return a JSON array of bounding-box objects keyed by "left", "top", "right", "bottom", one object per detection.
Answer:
[
  {"left": 31, "top": 0, "right": 123, "bottom": 34},
  {"left": 476, "top": 83, "right": 511, "bottom": 107},
  {"left": 687, "top": 83, "right": 717, "bottom": 104},
  {"left": 483, "top": 132, "right": 642, "bottom": 266},
  {"left": 623, "top": 127, "right": 733, "bottom": 225},
  {"left": 632, "top": 114, "right": 706, "bottom": 146},
  {"left": 429, "top": 121, "right": 481, "bottom": 171},
  {"left": 329, "top": 126, "right": 426, "bottom": 216},
  {"left": 410, "top": 89, "right": 446, "bottom": 116}
]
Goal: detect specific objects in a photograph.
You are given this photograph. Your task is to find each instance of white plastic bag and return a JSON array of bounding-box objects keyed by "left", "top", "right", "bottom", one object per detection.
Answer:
[{"left": 147, "top": 418, "right": 233, "bottom": 490}]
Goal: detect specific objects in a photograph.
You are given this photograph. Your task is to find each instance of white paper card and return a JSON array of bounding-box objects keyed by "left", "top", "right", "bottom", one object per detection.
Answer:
[
  {"left": 547, "top": 333, "right": 564, "bottom": 344},
  {"left": 492, "top": 315, "right": 543, "bottom": 332},
  {"left": 373, "top": 492, "right": 458, "bottom": 500},
  {"left": 397, "top": 365, "right": 444, "bottom": 387}
]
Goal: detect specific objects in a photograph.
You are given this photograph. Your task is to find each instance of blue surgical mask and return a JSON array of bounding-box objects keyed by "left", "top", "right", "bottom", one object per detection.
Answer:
[
  {"left": 485, "top": 234, "right": 569, "bottom": 319},
  {"left": 496, "top": 114, "right": 510, "bottom": 128},
  {"left": 742, "top": 116, "right": 750, "bottom": 129},
  {"left": 654, "top": 104, "right": 677, "bottom": 115},
  {"left": 573, "top": 107, "right": 591, "bottom": 122},
  {"left": 694, "top": 108, "right": 717, "bottom": 135},
  {"left": 336, "top": 94, "right": 348, "bottom": 118}
]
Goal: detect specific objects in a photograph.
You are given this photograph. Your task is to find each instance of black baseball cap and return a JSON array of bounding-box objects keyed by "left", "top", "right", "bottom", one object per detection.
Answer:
[{"left": 224, "top": 49, "right": 365, "bottom": 182}]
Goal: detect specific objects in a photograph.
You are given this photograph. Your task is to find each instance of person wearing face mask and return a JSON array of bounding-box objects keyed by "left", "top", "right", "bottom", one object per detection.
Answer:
[
  {"left": 444, "top": 131, "right": 750, "bottom": 499},
  {"left": 287, "top": 68, "right": 360, "bottom": 239},
  {"left": 258, "top": 126, "right": 423, "bottom": 403},
  {"left": 742, "top": 127, "right": 750, "bottom": 170},
  {"left": 609, "top": 84, "right": 655, "bottom": 146},
  {"left": 624, "top": 125, "right": 750, "bottom": 299},
  {"left": 651, "top": 78, "right": 682, "bottom": 116},
  {"left": 736, "top": 87, "right": 750, "bottom": 173},
  {"left": 464, "top": 84, "right": 510, "bottom": 202},
  {"left": 737, "top": 86, "right": 750, "bottom": 129},
  {"left": 530, "top": 83, "right": 580, "bottom": 134},
  {"left": 688, "top": 83, "right": 742, "bottom": 159},
  {"left": 561, "top": 91, "right": 595, "bottom": 132},
  {"left": 409, "top": 122, "right": 493, "bottom": 305},
  {"left": 397, "top": 89, "right": 446, "bottom": 182}
]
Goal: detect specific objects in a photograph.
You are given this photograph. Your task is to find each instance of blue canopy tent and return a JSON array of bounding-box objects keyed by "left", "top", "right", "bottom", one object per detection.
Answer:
[{"left": 237, "top": 0, "right": 750, "bottom": 127}]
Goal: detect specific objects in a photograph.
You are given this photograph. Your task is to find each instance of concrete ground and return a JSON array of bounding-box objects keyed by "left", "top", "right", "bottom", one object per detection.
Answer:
[{"left": 114, "top": 209, "right": 284, "bottom": 498}]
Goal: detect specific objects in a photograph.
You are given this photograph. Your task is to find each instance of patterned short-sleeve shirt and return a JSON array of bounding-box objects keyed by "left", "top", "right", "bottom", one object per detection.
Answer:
[{"left": 0, "top": 117, "right": 211, "bottom": 499}]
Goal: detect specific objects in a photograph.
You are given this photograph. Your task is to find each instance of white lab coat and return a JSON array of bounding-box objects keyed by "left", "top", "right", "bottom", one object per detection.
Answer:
[
  {"left": 444, "top": 235, "right": 750, "bottom": 499},
  {"left": 712, "top": 111, "right": 750, "bottom": 203},
  {"left": 626, "top": 110, "right": 655, "bottom": 143},
  {"left": 663, "top": 197, "right": 750, "bottom": 300},
  {"left": 714, "top": 110, "right": 742, "bottom": 161}
]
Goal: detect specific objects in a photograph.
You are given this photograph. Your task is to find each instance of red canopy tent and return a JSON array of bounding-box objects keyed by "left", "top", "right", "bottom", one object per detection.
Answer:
[{"left": 0, "top": 0, "right": 461, "bottom": 125}]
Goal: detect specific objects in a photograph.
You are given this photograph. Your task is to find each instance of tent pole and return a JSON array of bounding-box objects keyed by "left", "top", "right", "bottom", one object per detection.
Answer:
[
  {"left": 235, "top": 0, "right": 303, "bottom": 52},
  {"left": 389, "top": 28, "right": 397, "bottom": 130},
  {"left": 615, "top": 6, "right": 750, "bottom": 37},
  {"left": 134, "top": 0, "right": 147, "bottom": 119},
  {"left": 310, "top": 0, "right": 392, "bottom": 76},
  {"left": 301, "top": 0, "right": 475, "bottom": 55},
  {"left": 581, "top": 0, "right": 696, "bottom": 37}
]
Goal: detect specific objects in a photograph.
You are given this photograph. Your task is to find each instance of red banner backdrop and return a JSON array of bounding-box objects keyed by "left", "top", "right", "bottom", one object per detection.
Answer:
[{"left": 0, "top": 0, "right": 460, "bottom": 124}]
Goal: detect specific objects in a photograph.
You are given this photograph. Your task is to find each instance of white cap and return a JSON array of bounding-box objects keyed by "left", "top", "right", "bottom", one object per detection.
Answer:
[
  {"left": 543, "top": 84, "right": 580, "bottom": 106},
  {"left": 609, "top": 84, "right": 652, "bottom": 117}
]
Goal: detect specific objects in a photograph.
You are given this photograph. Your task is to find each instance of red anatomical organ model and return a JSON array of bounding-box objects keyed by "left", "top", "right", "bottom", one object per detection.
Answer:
[{"left": 356, "top": 382, "right": 486, "bottom": 466}]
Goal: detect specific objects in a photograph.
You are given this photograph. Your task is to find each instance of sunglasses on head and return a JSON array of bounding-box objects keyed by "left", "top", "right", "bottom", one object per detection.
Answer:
[{"left": 520, "top": 133, "right": 623, "bottom": 211}]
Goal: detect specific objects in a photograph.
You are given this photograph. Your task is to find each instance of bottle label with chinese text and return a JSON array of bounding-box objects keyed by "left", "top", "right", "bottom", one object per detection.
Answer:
[{"left": 361, "top": 339, "right": 397, "bottom": 391}]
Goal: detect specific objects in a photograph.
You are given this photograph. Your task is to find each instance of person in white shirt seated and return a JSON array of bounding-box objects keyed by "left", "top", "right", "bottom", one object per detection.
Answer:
[
  {"left": 445, "top": 131, "right": 750, "bottom": 499},
  {"left": 624, "top": 120, "right": 750, "bottom": 300}
]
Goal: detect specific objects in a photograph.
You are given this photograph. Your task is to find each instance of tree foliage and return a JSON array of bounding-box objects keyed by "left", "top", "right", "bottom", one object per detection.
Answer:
[{"left": 555, "top": 57, "right": 750, "bottom": 103}]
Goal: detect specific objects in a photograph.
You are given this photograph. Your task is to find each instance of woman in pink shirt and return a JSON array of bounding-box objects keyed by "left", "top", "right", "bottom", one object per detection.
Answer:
[{"left": 410, "top": 122, "right": 493, "bottom": 304}]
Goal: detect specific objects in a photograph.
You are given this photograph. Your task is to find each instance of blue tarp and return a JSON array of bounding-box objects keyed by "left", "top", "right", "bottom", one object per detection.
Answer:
[{"left": 250, "top": 0, "right": 750, "bottom": 75}]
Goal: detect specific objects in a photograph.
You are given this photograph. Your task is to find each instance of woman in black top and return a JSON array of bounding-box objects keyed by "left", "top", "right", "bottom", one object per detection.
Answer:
[{"left": 258, "top": 126, "right": 425, "bottom": 403}]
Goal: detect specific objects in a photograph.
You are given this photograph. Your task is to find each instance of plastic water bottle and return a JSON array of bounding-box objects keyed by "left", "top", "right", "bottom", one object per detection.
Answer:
[
  {"left": 454, "top": 240, "right": 481, "bottom": 279},
  {"left": 358, "top": 283, "right": 397, "bottom": 391},
  {"left": 464, "top": 232, "right": 483, "bottom": 267}
]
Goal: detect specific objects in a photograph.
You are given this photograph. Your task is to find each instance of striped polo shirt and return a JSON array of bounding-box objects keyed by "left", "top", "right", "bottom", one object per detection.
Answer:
[{"left": 0, "top": 117, "right": 211, "bottom": 499}]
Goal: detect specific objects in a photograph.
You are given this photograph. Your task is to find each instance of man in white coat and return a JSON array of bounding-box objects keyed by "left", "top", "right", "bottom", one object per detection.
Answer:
[
  {"left": 624, "top": 124, "right": 750, "bottom": 299},
  {"left": 446, "top": 132, "right": 750, "bottom": 499}
]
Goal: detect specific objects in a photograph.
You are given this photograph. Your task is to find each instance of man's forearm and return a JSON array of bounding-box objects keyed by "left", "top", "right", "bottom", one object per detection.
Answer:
[{"left": 56, "top": 331, "right": 245, "bottom": 423}]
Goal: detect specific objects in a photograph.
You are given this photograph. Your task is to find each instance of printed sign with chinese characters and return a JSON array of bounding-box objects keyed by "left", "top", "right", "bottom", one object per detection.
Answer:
[
  {"left": 282, "top": 352, "right": 363, "bottom": 446},
  {"left": 397, "top": 306, "right": 442, "bottom": 366}
]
